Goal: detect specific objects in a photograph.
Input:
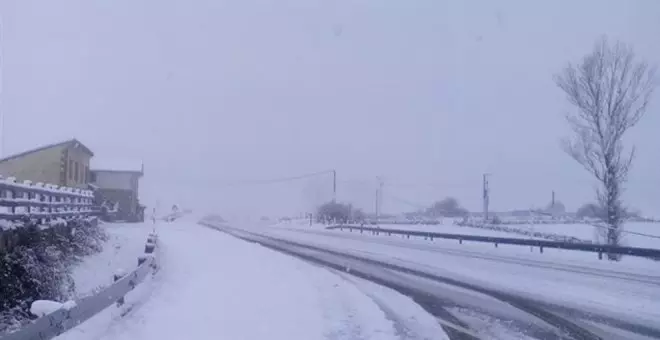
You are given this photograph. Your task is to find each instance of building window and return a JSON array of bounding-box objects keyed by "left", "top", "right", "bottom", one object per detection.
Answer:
[
  {"left": 69, "top": 160, "right": 74, "bottom": 180},
  {"left": 74, "top": 162, "right": 79, "bottom": 182}
]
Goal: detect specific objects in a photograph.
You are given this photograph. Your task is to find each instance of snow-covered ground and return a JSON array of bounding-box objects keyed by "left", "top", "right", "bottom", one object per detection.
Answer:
[
  {"left": 396, "top": 221, "right": 660, "bottom": 247},
  {"left": 59, "top": 219, "right": 447, "bottom": 340},
  {"left": 71, "top": 222, "right": 153, "bottom": 298},
  {"left": 242, "top": 223, "right": 660, "bottom": 328}
]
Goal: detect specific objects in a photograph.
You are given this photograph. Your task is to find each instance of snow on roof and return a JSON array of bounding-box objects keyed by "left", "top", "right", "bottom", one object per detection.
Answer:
[{"left": 91, "top": 158, "right": 143, "bottom": 173}]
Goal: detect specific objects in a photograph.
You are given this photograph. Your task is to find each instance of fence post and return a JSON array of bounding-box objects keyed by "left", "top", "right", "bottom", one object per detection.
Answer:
[
  {"left": 539, "top": 246, "right": 544, "bottom": 253},
  {"left": 598, "top": 251, "right": 603, "bottom": 260},
  {"left": 494, "top": 243, "right": 498, "bottom": 248},
  {"left": 10, "top": 189, "right": 15, "bottom": 215},
  {"left": 459, "top": 239, "right": 462, "bottom": 244}
]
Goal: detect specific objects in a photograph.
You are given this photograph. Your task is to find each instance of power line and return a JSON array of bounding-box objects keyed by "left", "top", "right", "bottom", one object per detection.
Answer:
[
  {"left": 385, "top": 194, "right": 428, "bottom": 210},
  {"left": 218, "top": 170, "right": 335, "bottom": 187}
]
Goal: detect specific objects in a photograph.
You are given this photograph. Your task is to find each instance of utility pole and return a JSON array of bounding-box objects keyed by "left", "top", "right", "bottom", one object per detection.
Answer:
[
  {"left": 551, "top": 190, "right": 555, "bottom": 206},
  {"left": 375, "top": 176, "right": 384, "bottom": 224},
  {"left": 483, "top": 173, "right": 490, "bottom": 222},
  {"left": 374, "top": 188, "right": 379, "bottom": 221},
  {"left": 332, "top": 170, "right": 337, "bottom": 203}
]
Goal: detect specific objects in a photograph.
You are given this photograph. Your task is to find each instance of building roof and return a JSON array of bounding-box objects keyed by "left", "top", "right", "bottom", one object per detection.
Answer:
[
  {"left": 0, "top": 138, "right": 94, "bottom": 164},
  {"left": 91, "top": 158, "right": 144, "bottom": 175}
]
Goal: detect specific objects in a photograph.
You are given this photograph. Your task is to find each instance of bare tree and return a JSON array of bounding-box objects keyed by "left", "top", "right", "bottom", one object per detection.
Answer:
[{"left": 555, "top": 37, "right": 656, "bottom": 257}]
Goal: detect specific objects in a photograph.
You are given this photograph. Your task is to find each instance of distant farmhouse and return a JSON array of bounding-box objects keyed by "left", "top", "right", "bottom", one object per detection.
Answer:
[{"left": 0, "top": 139, "right": 145, "bottom": 222}]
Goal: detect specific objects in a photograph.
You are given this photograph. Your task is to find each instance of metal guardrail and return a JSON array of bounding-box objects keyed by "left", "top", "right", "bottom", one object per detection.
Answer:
[
  {"left": 326, "top": 225, "right": 660, "bottom": 260},
  {"left": 0, "top": 177, "right": 94, "bottom": 221},
  {"left": 0, "top": 232, "right": 159, "bottom": 340}
]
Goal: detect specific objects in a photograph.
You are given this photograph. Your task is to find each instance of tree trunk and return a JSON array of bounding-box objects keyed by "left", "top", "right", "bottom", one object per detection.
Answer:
[{"left": 604, "top": 173, "right": 623, "bottom": 260}]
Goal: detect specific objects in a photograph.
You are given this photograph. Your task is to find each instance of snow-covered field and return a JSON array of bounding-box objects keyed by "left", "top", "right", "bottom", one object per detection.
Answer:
[
  {"left": 59, "top": 218, "right": 446, "bottom": 340},
  {"left": 393, "top": 221, "right": 660, "bottom": 248},
  {"left": 271, "top": 218, "right": 660, "bottom": 248},
  {"left": 503, "top": 221, "right": 660, "bottom": 248},
  {"left": 276, "top": 220, "right": 548, "bottom": 240}
]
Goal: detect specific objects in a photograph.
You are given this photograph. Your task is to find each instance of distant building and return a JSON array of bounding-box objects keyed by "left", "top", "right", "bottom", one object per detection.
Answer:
[
  {"left": 90, "top": 161, "right": 144, "bottom": 222},
  {"left": 0, "top": 139, "right": 94, "bottom": 188}
]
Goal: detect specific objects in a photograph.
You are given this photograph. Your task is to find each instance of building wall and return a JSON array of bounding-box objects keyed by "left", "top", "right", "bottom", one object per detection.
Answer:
[
  {"left": 63, "top": 143, "right": 93, "bottom": 188},
  {"left": 97, "top": 188, "right": 139, "bottom": 220},
  {"left": 0, "top": 145, "right": 65, "bottom": 185},
  {"left": 92, "top": 171, "right": 142, "bottom": 221}
]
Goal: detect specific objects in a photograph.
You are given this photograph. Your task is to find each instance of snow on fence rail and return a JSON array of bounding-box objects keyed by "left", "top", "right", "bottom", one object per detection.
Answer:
[
  {"left": 0, "top": 176, "right": 94, "bottom": 223},
  {"left": 327, "top": 225, "right": 660, "bottom": 260},
  {"left": 0, "top": 232, "right": 159, "bottom": 340}
]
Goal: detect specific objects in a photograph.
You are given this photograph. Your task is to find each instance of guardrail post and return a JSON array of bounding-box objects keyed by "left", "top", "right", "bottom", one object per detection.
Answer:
[{"left": 114, "top": 271, "right": 126, "bottom": 306}]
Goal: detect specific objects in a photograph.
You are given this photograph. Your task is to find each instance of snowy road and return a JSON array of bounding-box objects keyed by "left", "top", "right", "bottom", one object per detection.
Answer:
[
  {"left": 53, "top": 218, "right": 660, "bottom": 340},
  {"left": 214, "top": 221, "right": 660, "bottom": 339},
  {"left": 61, "top": 219, "right": 447, "bottom": 340}
]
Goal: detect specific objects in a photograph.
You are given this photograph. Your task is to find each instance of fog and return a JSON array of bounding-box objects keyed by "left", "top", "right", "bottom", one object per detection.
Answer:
[{"left": 2, "top": 0, "right": 659, "bottom": 218}]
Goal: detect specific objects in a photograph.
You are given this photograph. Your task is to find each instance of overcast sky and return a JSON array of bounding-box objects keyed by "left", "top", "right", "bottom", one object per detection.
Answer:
[{"left": 1, "top": 0, "right": 659, "bottom": 217}]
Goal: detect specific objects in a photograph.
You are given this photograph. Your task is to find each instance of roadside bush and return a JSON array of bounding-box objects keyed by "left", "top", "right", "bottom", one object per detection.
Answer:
[{"left": 0, "top": 218, "right": 107, "bottom": 334}]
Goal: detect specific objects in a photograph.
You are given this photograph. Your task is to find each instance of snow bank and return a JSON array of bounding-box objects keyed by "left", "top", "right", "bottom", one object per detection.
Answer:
[
  {"left": 30, "top": 300, "right": 63, "bottom": 317},
  {"left": 62, "top": 300, "right": 77, "bottom": 310}
]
